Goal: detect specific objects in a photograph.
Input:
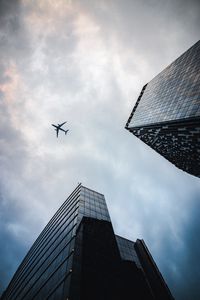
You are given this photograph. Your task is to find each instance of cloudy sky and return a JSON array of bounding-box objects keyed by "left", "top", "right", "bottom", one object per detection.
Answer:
[{"left": 0, "top": 0, "right": 200, "bottom": 299}]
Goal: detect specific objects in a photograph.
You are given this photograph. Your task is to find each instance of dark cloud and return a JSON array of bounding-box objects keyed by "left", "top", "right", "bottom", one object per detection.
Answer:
[
  {"left": 154, "top": 190, "right": 200, "bottom": 300},
  {"left": 0, "top": 1, "right": 200, "bottom": 299},
  {"left": 179, "top": 201, "right": 200, "bottom": 299},
  {"left": 0, "top": 186, "right": 29, "bottom": 294},
  {"left": 0, "top": 0, "right": 31, "bottom": 67}
]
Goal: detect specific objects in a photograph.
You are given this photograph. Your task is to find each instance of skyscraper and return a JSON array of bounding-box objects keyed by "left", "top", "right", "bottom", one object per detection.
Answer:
[
  {"left": 125, "top": 41, "right": 200, "bottom": 177},
  {"left": 2, "top": 184, "right": 174, "bottom": 300}
]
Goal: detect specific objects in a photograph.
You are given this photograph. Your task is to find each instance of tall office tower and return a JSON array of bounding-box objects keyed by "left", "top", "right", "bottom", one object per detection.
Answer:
[
  {"left": 125, "top": 41, "right": 200, "bottom": 177},
  {"left": 2, "top": 184, "right": 174, "bottom": 300}
]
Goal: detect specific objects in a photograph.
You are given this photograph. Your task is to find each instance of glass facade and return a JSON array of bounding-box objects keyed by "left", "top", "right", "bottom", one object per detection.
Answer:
[
  {"left": 2, "top": 185, "right": 111, "bottom": 300},
  {"left": 2, "top": 185, "right": 174, "bottom": 300},
  {"left": 127, "top": 40, "right": 200, "bottom": 128},
  {"left": 115, "top": 235, "right": 142, "bottom": 269},
  {"left": 2, "top": 184, "right": 81, "bottom": 300},
  {"left": 78, "top": 186, "right": 110, "bottom": 224},
  {"left": 126, "top": 41, "right": 200, "bottom": 177}
]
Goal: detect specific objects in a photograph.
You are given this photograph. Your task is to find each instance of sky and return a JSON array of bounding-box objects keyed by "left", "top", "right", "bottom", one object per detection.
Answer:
[{"left": 0, "top": 0, "right": 200, "bottom": 299}]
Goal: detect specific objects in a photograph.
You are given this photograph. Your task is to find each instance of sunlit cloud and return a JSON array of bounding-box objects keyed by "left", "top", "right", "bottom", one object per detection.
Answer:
[{"left": 0, "top": 1, "right": 200, "bottom": 299}]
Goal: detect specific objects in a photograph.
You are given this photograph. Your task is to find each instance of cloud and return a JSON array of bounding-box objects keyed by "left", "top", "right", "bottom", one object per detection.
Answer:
[
  {"left": 155, "top": 189, "right": 200, "bottom": 299},
  {"left": 0, "top": 1, "right": 200, "bottom": 299}
]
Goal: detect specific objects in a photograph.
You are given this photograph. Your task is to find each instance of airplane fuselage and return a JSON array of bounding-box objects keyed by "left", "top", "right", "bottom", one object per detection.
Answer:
[{"left": 51, "top": 122, "right": 69, "bottom": 137}]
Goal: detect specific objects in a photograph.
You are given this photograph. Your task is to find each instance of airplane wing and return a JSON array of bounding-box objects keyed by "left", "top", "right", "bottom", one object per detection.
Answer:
[
  {"left": 59, "top": 128, "right": 66, "bottom": 133},
  {"left": 52, "top": 122, "right": 68, "bottom": 137},
  {"left": 59, "top": 121, "right": 67, "bottom": 127}
]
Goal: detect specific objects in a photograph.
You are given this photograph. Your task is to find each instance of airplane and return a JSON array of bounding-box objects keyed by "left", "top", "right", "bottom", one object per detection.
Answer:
[{"left": 51, "top": 121, "right": 69, "bottom": 137}]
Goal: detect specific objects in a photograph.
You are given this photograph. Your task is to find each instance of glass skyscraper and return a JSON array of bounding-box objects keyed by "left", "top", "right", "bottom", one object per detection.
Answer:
[
  {"left": 126, "top": 40, "right": 200, "bottom": 177},
  {"left": 2, "top": 184, "right": 174, "bottom": 300}
]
